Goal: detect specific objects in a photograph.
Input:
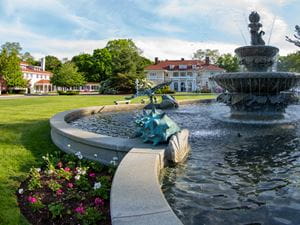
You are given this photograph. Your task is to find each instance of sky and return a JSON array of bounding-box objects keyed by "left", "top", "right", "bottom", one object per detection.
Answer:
[{"left": 1, "top": 0, "right": 300, "bottom": 61}]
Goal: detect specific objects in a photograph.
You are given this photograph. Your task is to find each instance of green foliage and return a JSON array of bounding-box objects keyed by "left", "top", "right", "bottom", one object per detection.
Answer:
[
  {"left": 56, "top": 168, "right": 72, "bottom": 180},
  {"left": 91, "top": 48, "right": 112, "bottom": 81},
  {"left": 48, "top": 202, "right": 65, "bottom": 219},
  {"left": 75, "top": 176, "right": 91, "bottom": 192},
  {"left": 47, "top": 180, "right": 62, "bottom": 192},
  {"left": 216, "top": 53, "right": 239, "bottom": 72},
  {"left": 28, "top": 168, "right": 42, "bottom": 191},
  {"left": 29, "top": 197, "right": 45, "bottom": 212},
  {"left": 51, "top": 62, "right": 86, "bottom": 88},
  {"left": 0, "top": 49, "right": 27, "bottom": 88},
  {"left": 57, "top": 90, "right": 80, "bottom": 95},
  {"left": 21, "top": 52, "right": 37, "bottom": 65},
  {"left": 278, "top": 52, "right": 300, "bottom": 72},
  {"left": 77, "top": 207, "right": 103, "bottom": 225},
  {"left": 1, "top": 42, "right": 22, "bottom": 56},
  {"left": 92, "top": 176, "right": 111, "bottom": 199},
  {"left": 45, "top": 55, "right": 62, "bottom": 73},
  {"left": 155, "top": 86, "right": 175, "bottom": 94},
  {"left": 192, "top": 49, "right": 220, "bottom": 64}
]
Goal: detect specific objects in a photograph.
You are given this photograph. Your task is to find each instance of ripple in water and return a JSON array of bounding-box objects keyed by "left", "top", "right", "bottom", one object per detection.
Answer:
[{"left": 70, "top": 103, "right": 300, "bottom": 225}]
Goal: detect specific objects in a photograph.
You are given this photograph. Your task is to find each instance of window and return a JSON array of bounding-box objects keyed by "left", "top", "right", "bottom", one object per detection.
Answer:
[
  {"left": 180, "top": 72, "right": 186, "bottom": 77},
  {"left": 180, "top": 82, "right": 186, "bottom": 92},
  {"left": 187, "top": 81, "right": 193, "bottom": 92},
  {"left": 179, "top": 64, "right": 187, "bottom": 69},
  {"left": 173, "top": 72, "right": 179, "bottom": 77},
  {"left": 192, "top": 64, "right": 197, "bottom": 70},
  {"left": 149, "top": 72, "right": 156, "bottom": 77},
  {"left": 187, "top": 72, "right": 193, "bottom": 76},
  {"left": 169, "top": 65, "right": 175, "bottom": 69},
  {"left": 173, "top": 82, "right": 178, "bottom": 91}
]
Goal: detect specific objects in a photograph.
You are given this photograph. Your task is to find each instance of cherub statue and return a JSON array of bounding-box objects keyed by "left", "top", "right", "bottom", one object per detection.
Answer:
[
  {"left": 249, "top": 11, "right": 265, "bottom": 45},
  {"left": 286, "top": 25, "right": 300, "bottom": 47}
]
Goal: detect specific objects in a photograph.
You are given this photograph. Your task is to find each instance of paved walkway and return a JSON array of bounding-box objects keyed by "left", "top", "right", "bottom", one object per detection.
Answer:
[{"left": 0, "top": 95, "right": 44, "bottom": 100}]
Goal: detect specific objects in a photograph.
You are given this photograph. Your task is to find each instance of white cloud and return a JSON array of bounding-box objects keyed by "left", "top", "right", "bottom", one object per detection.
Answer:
[{"left": 149, "top": 22, "right": 185, "bottom": 33}]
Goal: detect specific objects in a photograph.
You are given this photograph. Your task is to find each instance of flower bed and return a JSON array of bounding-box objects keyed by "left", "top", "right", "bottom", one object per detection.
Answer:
[{"left": 17, "top": 151, "right": 117, "bottom": 225}]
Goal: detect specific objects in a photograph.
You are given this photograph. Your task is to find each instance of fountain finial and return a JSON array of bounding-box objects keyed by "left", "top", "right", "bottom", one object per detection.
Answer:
[{"left": 249, "top": 11, "right": 265, "bottom": 45}]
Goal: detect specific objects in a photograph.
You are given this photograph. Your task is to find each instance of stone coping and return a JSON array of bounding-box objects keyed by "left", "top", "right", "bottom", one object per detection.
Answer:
[{"left": 50, "top": 99, "right": 213, "bottom": 225}]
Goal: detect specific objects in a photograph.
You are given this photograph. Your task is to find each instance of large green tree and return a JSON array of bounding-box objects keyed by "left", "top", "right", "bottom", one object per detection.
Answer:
[
  {"left": 0, "top": 49, "right": 26, "bottom": 89},
  {"left": 45, "top": 55, "right": 62, "bottom": 73},
  {"left": 278, "top": 52, "right": 300, "bottom": 72},
  {"left": 51, "top": 62, "right": 85, "bottom": 88},
  {"left": 192, "top": 49, "right": 220, "bottom": 64},
  {"left": 1, "top": 42, "right": 22, "bottom": 56},
  {"left": 216, "top": 53, "right": 239, "bottom": 72}
]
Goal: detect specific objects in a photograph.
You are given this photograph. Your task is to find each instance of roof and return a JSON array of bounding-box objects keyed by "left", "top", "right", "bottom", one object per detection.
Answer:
[
  {"left": 22, "top": 67, "right": 52, "bottom": 75},
  {"left": 145, "top": 59, "right": 225, "bottom": 71},
  {"left": 35, "top": 80, "right": 51, "bottom": 84}
]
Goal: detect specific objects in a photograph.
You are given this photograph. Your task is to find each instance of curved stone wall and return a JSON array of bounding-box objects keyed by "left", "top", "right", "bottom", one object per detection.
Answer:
[{"left": 50, "top": 99, "right": 213, "bottom": 225}]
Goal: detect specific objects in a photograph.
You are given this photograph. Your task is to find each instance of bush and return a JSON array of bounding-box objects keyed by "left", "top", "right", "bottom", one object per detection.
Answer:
[
  {"left": 57, "top": 90, "right": 80, "bottom": 95},
  {"left": 200, "top": 88, "right": 212, "bottom": 93},
  {"left": 155, "top": 86, "right": 175, "bottom": 94}
]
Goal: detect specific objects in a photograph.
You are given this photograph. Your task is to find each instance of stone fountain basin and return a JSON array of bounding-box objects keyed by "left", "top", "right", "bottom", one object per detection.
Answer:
[
  {"left": 211, "top": 72, "right": 300, "bottom": 93},
  {"left": 235, "top": 45, "right": 279, "bottom": 58}
]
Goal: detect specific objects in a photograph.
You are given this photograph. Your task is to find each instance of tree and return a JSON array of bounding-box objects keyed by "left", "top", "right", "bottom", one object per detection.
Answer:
[
  {"left": 0, "top": 49, "right": 26, "bottom": 89},
  {"left": 45, "top": 55, "right": 62, "bottom": 73},
  {"left": 21, "top": 52, "right": 37, "bottom": 65},
  {"left": 72, "top": 49, "right": 112, "bottom": 82},
  {"left": 51, "top": 62, "right": 85, "bottom": 88},
  {"left": 92, "top": 48, "right": 112, "bottom": 81},
  {"left": 216, "top": 54, "right": 239, "bottom": 72},
  {"left": 192, "top": 49, "right": 220, "bottom": 64},
  {"left": 1, "top": 42, "right": 22, "bottom": 56},
  {"left": 278, "top": 52, "right": 300, "bottom": 72}
]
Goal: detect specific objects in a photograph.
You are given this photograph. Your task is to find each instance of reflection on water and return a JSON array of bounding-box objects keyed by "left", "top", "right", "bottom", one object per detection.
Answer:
[
  {"left": 163, "top": 104, "right": 300, "bottom": 225},
  {"left": 71, "top": 103, "right": 300, "bottom": 225}
]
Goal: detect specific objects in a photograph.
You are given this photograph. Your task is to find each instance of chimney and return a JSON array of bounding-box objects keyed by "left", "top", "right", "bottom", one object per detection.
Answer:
[
  {"left": 205, "top": 56, "right": 210, "bottom": 65},
  {"left": 41, "top": 57, "right": 46, "bottom": 71},
  {"left": 181, "top": 58, "right": 184, "bottom": 61},
  {"left": 154, "top": 57, "right": 159, "bottom": 65}
]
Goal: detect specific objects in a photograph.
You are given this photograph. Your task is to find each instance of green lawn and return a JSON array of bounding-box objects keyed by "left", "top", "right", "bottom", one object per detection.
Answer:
[{"left": 0, "top": 94, "right": 215, "bottom": 225}]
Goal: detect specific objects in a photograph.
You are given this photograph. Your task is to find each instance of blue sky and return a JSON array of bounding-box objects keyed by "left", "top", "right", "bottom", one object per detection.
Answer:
[{"left": 0, "top": 0, "right": 300, "bottom": 60}]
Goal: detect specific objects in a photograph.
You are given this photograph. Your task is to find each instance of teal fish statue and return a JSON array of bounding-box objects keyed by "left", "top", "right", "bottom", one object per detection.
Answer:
[{"left": 135, "top": 108, "right": 181, "bottom": 146}]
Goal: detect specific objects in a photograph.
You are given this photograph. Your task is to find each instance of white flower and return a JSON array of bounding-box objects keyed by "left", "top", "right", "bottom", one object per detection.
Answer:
[
  {"left": 47, "top": 169, "right": 54, "bottom": 175},
  {"left": 76, "top": 167, "right": 86, "bottom": 175},
  {"left": 113, "top": 157, "right": 118, "bottom": 161},
  {"left": 93, "top": 182, "right": 101, "bottom": 190},
  {"left": 75, "top": 175, "right": 81, "bottom": 180},
  {"left": 75, "top": 151, "right": 83, "bottom": 160},
  {"left": 42, "top": 156, "right": 49, "bottom": 161},
  {"left": 94, "top": 154, "right": 98, "bottom": 158},
  {"left": 35, "top": 168, "right": 41, "bottom": 173},
  {"left": 67, "top": 144, "right": 71, "bottom": 148},
  {"left": 18, "top": 188, "right": 24, "bottom": 194}
]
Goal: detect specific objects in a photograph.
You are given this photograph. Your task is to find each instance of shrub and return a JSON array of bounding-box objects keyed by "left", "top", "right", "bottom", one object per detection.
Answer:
[
  {"left": 57, "top": 90, "right": 80, "bottom": 95},
  {"left": 155, "top": 85, "right": 175, "bottom": 94}
]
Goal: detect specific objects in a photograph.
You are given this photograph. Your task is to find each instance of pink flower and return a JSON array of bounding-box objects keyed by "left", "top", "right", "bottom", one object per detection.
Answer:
[
  {"left": 89, "top": 172, "right": 96, "bottom": 177},
  {"left": 94, "top": 197, "right": 104, "bottom": 206},
  {"left": 75, "top": 204, "right": 85, "bottom": 214},
  {"left": 28, "top": 196, "right": 37, "bottom": 204},
  {"left": 56, "top": 189, "right": 63, "bottom": 195},
  {"left": 64, "top": 167, "right": 71, "bottom": 172},
  {"left": 57, "top": 162, "right": 63, "bottom": 168},
  {"left": 67, "top": 183, "right": 74, "bottom": 188}
]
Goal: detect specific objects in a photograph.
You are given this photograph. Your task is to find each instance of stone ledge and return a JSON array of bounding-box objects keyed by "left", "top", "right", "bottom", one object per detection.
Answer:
[{"left": 111, "top": 148, "right": 183, "bottom": 225}]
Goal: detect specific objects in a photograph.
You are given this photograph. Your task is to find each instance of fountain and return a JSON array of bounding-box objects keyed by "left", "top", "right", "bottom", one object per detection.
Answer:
[{"left": 211, "top": 11, "right": 300, "bottom": 119}]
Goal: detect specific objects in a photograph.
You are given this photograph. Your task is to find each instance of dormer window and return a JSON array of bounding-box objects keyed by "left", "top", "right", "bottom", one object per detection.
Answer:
[
  {"left": 169, "top": 65, "right": 175, "bottom": 70},
  {"left": 179, "top": 64, "right": 187, "bottom": 69},
  {"left": 192, "top": 64, "right": 197, "bottom": 70}
]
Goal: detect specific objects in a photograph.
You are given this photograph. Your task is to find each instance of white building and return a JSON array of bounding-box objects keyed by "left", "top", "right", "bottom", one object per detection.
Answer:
[
  {"left": 21, "top": 60, "right": 53, "bottom": 93},
  {"left": 145, "top": 57, "right": 225, "bottom": 92}
]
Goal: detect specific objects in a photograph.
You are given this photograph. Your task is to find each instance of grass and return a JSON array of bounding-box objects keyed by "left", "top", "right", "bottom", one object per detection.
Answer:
[{"left": 0, "top": 94, "right": 215, "bottom": 225}]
